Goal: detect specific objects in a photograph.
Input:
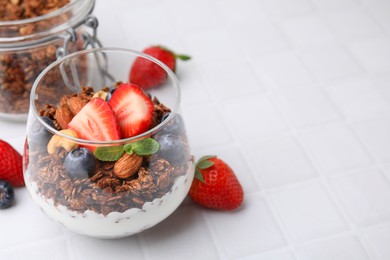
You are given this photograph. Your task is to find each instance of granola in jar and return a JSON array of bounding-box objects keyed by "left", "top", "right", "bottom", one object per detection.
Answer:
[{"left": 0, "top": 0, "right": 96, "bottom": 120}]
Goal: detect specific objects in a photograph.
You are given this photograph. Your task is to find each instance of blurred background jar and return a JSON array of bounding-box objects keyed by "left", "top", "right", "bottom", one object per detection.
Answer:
[{"left": 0, "top": 0, "right": 99, "bottom": 121}]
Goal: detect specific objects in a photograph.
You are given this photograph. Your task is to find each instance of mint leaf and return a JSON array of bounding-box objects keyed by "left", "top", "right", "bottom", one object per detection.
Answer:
[
  {"left": 131, "top": 138, "right": 160, "bottom": 156},
  {"left": 123, "top": 143, "right": 134, "bottom": 155},
  {"left": 195, "top": 169, "right": 205, "bottom": 183},
  {"left": 94, "top": 146, "right": 124, "bottom": 161}
]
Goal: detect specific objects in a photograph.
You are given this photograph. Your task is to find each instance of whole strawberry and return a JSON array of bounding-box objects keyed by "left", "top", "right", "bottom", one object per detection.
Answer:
[
  {"left": 189, "top": 156, "right": 243, "bottom": 211},
  {"left": 129, "top": 46, "right": 191, "bottom": 89},
  {"left": 0, "top": 140, "right": 24, "bottom": 187}
]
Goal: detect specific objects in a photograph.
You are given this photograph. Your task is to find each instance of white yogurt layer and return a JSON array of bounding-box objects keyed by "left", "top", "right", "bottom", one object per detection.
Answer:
[{"left": 25, "top": 163, "right": 195, "bottom": 238}]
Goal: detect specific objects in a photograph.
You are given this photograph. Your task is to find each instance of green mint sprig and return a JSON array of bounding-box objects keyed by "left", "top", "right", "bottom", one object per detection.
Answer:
[{"left": 94, "top": 138, "right": 160, "bottom": 161}]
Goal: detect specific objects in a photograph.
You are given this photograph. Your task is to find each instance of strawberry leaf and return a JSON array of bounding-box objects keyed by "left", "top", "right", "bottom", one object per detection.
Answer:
[
  {"left": 131, "top": 138, "right": 160, "bottom": 156},
  {"left": 197, "top": 155, "right": 216, "bottom": 163},
  {"left": 197, "top": 160, "right": 214, "bottom": 169},
  {"left": 194, "top": 168, "right": 205, "bottom": 183},
  {"left": 94, "top": 146, "right": 124, "bottom": 161}
]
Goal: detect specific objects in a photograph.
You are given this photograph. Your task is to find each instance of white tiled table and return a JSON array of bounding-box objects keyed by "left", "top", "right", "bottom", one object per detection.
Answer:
[{"left": 1, "top": 0, "right": 390, "bottom": 259}]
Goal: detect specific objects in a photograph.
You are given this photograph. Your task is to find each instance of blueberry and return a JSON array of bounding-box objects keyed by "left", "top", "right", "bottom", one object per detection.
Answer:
[
  {"left": 156, "top": 134, "right": 189, "bottom": 163},
  {"left": 64, "top": 148, "right": 96, "bottom": 179},
  {"left": 29, "top": 116, "right": 55, "bottom": 151},
  {"left": 0, "top": 180, "right": 15, "bottom": 209},
  {"left": 160, "top": 113, "right": 185, "bottom": 135},
  {"left": 105, "top": 91, "right": 112, "bottom": 101}
]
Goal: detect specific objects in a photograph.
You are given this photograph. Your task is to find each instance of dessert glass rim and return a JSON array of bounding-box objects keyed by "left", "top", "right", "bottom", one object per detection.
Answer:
[
  {"left": 0, "top": 0, "right": 95, "bottom": 45},
  {"left": 30, "top": 47, "right": 182, "bottom": 146}
]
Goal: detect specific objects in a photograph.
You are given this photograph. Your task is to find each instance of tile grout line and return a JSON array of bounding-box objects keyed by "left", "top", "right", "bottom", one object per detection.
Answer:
[
  {"left": 137, "top": 232, "right": 151, "bottom": 260},
  {"left": 262, "top": 70, "right": 380, "bottom": 259},
  {"left": 292, "top": 118, "right": 380, "bottom": 260},
  {"left": 62, "top": 229, "right": 77, "bottom": 260},
  {"left": 252, "top": 84, "right": 309, "bottom": 260},
  {"left": 0, "top": 234, "right": 68, "bottom": 253},
  {"left": 199, "top": 210, "right": 227, "bottom": 260}
]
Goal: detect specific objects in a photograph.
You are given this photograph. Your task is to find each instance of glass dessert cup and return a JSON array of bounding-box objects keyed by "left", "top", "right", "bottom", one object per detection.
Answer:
[{"left": 23, "top": 48, "right": 194, "bottom": 238}]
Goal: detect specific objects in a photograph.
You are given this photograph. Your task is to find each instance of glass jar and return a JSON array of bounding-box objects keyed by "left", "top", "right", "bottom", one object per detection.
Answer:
[{"left": 0, "top": 0, "right": 98, "bottom": 121}]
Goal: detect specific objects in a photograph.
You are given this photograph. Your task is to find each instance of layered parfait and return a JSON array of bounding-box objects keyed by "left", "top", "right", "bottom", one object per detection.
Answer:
[{"left": 24, "top": 82, "right": 194, "bottom": 238}]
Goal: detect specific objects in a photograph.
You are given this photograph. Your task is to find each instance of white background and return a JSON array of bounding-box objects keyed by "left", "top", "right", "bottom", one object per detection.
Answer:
[{"left": 1, "top": 0, "right": 390, "bottom": 259}]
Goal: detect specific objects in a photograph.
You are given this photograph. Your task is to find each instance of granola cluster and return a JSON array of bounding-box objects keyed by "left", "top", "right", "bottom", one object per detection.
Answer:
[
  {"left": 0, "top": 0, "right": 88, "bottom": 115},
  {"left": 0, "top": 0, "right": 70, "bottom": 21},
  {"left": 27, "top": 86, "right": 191, "bottom": 216}
]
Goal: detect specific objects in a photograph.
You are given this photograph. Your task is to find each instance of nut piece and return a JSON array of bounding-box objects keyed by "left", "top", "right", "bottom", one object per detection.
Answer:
[
  {"left": 47, "top": 129, "right": 78, "bottom": 154},
  {"left": 113, "top": 153, "right": 143, "bottom": 179},
  {"left": 55, "top": 106, "right": 73, "bottom": 129},
  {"left": 67, "top": 96, "right": 87, "bottom": 115},
  {"left": 92, "top": 90, "right": 109, "bottom": 100}
]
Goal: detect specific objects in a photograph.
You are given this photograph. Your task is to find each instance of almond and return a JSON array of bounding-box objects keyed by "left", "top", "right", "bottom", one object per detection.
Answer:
[
  {"left": 59, "top": 95, "right": 70, "bottom": 107},
  {"left": 55, "top": 105, "right": 73, "bottom": 129},
  {"left": 67, "top": 96, "right": 88, "bottom": 115},
  {"left": 113, "top": 153, "right": 143, "bottom": 179}
]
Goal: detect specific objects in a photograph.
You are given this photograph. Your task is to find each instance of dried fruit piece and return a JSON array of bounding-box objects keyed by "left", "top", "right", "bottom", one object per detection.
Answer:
[{"left": 113, "top": 153, "right": 143, "bottom": 179}]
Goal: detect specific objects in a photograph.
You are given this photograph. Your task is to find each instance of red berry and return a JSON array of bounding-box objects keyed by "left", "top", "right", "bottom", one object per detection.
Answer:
[
  {"left": 189, "top": 156, "right": 244, "bottom": 211},
  {"left": 109, "top": 83, "right": 154, "bottom": 138},
  {"left": 68, "top": 98, "right": 121, "bottom": 151},
  {"left": 129, "top": 46, "right": 190, "bottom": 89},
  {"left": 0, "top": 140, "right": 24, "bottom": 187}
]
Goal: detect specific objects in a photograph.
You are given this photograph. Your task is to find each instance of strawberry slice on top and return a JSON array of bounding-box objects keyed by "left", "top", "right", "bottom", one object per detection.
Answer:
[
  {"left": 109, "top": 83, "right": 154, "bottom": 138},
  {"left": 68, "top": 98, "right": 121, "bottom": 151}
]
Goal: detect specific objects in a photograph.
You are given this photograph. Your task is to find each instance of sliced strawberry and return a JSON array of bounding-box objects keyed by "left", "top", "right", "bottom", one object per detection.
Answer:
[
  {"left": 109, "top": 83, "right": 154, "bottom": 138},
  {"left": 68, "top": 98, "right": 121, "bottom": 151}
]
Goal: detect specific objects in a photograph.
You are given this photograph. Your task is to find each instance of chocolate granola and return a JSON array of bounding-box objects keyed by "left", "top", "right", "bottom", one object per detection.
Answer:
[
  {"left": 0, "top": 0, "right": 89, "bottom": 115},
  {"left": 26, "top": 86, "right": 191, "bottom": 216}
]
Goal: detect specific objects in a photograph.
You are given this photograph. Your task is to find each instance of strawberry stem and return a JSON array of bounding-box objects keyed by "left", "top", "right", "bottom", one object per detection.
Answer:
[
  {"left": 195, "top": 168, "right": 205, "bottom": 182},
  {"left": 194, "top": 155, "right": 216, "bottom": 182},
  {"left": 175, "top": 54, "right": 191, "bottom": 61}
]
